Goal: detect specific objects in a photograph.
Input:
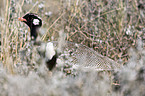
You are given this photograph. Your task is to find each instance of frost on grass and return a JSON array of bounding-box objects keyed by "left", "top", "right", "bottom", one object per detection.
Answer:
[
  {"left": 0, "top": 63, "right": 111, "bottom": 96},
  {"left": 113, "top": 40, "right": 145, "bottom": 96},
  {"left": 0, "top": 0, "right": 145, "bottom": 95},
  {"left": 0, "top": 40, "right": 145, "bottom": 96}
]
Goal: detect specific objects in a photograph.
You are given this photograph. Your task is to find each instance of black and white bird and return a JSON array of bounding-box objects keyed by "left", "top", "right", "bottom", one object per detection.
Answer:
[
  {"left": 18, "top": 13, "right": 121, "bottom": 71},
  {"left": 18, "top": 13, "right": 58, "bottom": 71},
  {"left": 18, "top": 13, "right": 42, "bottom": 40}
]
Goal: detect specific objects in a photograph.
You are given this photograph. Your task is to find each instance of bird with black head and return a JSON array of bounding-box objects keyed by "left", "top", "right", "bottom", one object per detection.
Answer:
[
  {"left": 18, "top": 13, "right": 42, "bottom": 40},
  {"left": 18, "top": 13, "right": 121, "bottom": 72},
  {"left": 19, "top": 13, "right": 57, "bottom": 71}
]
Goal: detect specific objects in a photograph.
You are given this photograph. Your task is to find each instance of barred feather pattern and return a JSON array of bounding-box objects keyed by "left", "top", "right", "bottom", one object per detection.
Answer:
[{"left": 51, "top": 41, "right": 121, "bottom": 71}]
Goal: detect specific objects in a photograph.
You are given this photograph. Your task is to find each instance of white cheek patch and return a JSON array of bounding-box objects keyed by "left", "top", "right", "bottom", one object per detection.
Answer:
[
  {"left": 45, "top": 42, "right": 56, "bottom": 60},
  {"left": 33, "top": 19, "right": 40, "bottom": 25}
]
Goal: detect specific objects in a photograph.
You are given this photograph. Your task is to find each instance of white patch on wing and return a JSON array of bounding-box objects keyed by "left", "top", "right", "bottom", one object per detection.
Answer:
[
  {"left": 33, "top": 19, "right": 40, "bottom": 25},
  {"left": 45, "top": 42, "right": 56, "bottom": 60}
]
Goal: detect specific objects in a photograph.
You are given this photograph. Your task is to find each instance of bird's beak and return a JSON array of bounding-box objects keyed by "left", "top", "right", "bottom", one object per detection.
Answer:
[{"left": 18, "top": 17, "right": 27, "bottom": 22}]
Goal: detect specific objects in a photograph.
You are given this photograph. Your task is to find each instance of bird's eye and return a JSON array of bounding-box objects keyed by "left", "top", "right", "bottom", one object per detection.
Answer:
[{"left": 33, "top": 19, "right": 40, "bottom": 25}]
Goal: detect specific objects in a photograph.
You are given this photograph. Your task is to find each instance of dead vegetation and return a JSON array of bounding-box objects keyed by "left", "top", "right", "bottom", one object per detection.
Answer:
[{"left": 0, "top": 0, "right": 144, "bottom": 95}]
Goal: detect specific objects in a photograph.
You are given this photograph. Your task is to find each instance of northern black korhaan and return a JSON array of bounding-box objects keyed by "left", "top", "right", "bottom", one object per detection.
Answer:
[
  {"left": 18, "top": 13, "right": 121, "bottom": 71},
  {"left": 19, "top": 13, "right": 58, "bottom": 71}
]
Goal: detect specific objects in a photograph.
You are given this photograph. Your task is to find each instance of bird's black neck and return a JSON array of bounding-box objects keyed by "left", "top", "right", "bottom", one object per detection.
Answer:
[{"left": 30, "top": 27, "right": 39, "bottom": 40}]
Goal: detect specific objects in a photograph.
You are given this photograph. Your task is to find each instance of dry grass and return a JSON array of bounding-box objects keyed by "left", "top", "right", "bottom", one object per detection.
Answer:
[
  {"left": 0, "top": 0, "right": 144, "bottom": 95},
  {"left": 0, "top": 0, "right": 144, "bottom": 73}
]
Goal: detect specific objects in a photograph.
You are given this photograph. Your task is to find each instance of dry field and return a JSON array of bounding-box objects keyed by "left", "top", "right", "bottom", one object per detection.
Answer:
[{"left": 0, "top": 0, "right": 144, "bottom": 96}]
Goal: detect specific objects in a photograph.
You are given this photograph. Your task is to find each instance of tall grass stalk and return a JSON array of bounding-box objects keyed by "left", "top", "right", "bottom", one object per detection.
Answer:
[
  {"left": 0, "top": 0, "right": 14, "bottom": 74},
  {"left": 0, "top": 0, "right": 24, "bottom": 74}
]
